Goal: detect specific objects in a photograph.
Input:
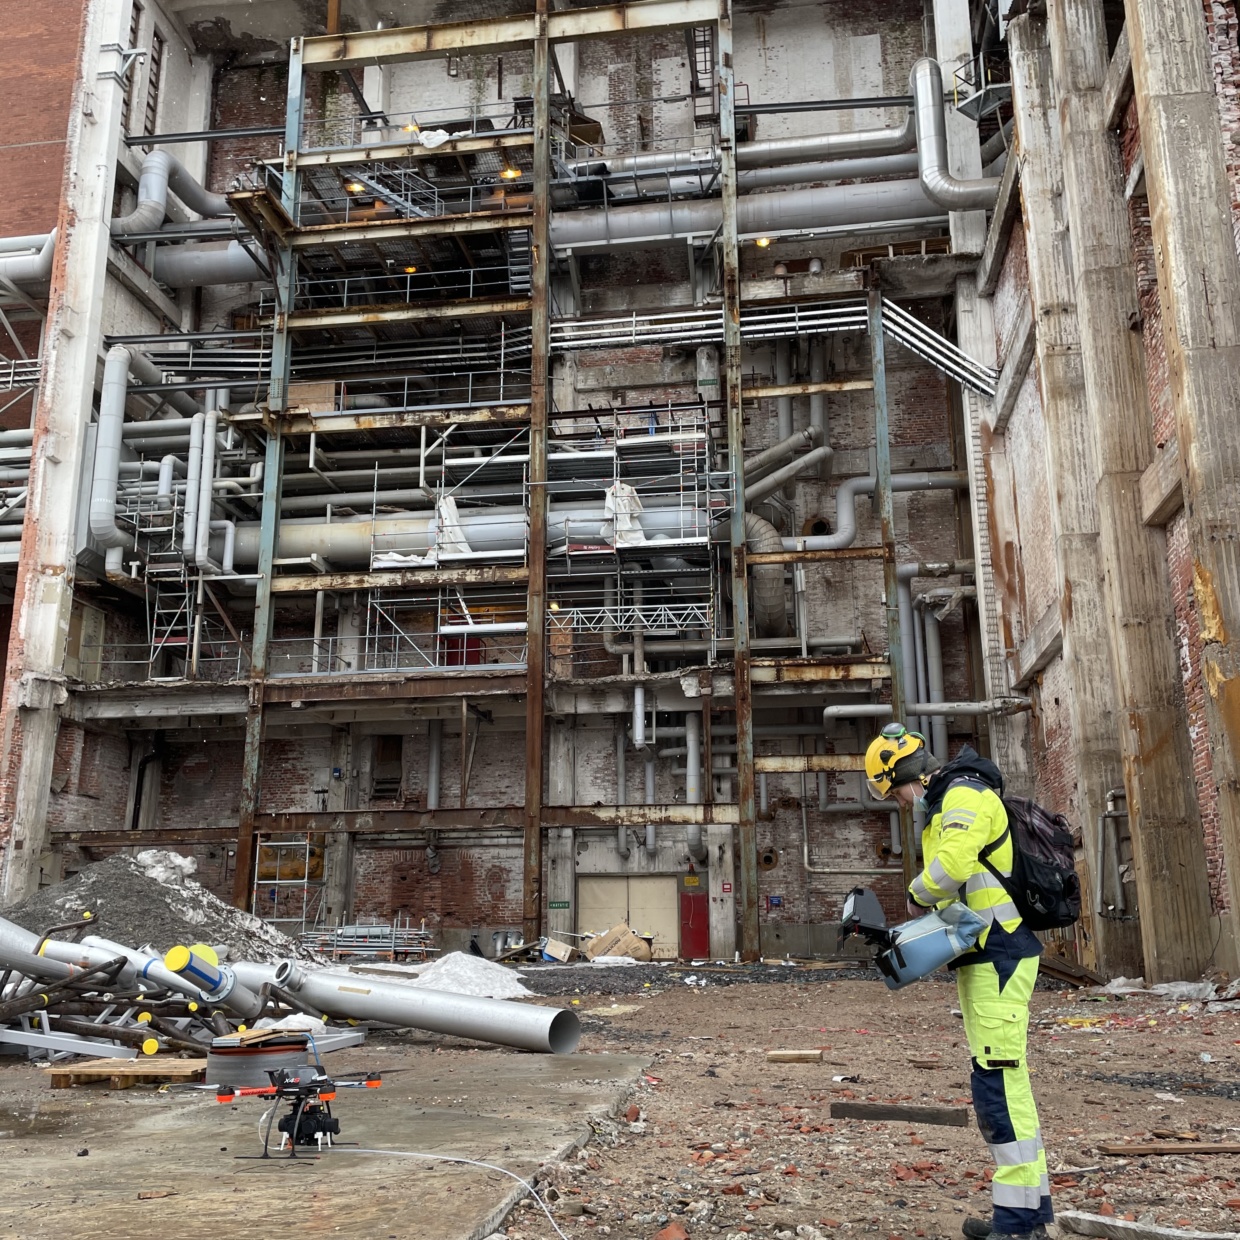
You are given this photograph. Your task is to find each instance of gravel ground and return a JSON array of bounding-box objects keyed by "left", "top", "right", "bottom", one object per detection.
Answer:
[
  {"left": 496, "top": 975, "right": 1240, "bottom": 1240},
  {"left": 519, "top": 962, "right": 881, "bottom": 996},
  {"left": 1, "top": 853, "right": 316, "bottom": 962}
]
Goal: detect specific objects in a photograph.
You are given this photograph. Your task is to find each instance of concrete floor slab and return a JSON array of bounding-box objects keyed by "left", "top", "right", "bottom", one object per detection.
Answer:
[{"left": 0, "top": 1040, "right": 648, "bottom": 1240}]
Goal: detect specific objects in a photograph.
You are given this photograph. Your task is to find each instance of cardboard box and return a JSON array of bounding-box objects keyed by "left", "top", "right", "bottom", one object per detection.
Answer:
[
  {"left": 542, "top": 938, "right": 576, "bottom": 963},
  {"left": 584, "top": 922, "right": 653, "bottom": 962}
]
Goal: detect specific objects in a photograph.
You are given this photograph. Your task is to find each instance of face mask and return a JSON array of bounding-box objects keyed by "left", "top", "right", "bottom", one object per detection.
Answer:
[{"left": 913, "top": 794, "right": 927, "bottom": 813}]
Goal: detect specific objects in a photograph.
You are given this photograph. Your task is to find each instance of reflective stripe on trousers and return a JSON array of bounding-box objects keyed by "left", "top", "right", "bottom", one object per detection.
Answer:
[{"left": 958, "top": 956, "right": 1053, "bottom": 1233}]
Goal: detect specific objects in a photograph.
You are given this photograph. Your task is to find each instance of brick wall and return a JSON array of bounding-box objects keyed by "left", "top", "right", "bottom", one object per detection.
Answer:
[{"left": 0, "top": 1, "right": 85, "bottom": 236}]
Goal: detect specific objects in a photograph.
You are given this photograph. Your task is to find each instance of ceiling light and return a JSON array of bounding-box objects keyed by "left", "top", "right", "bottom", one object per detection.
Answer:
[
  {"left": 404, "top": 265, "right": 418, "bottom": 274},
  {"left": 500, "top": 167, "right": 522, "bottom": 180},
  {"left": 549, "top": 601, "right": 561, "bottom": 612},
  {"left": 773, "top": 261, "right": 788, "bottom": 276},
  {"left": 345, "top": 181, "right": 365, "bottom": 194},
  {"left": 402, "top": 123, "right": 419, "bottom": 133},
  {"left": 754, "top": 237, "right": 772, "bottom": 248}
]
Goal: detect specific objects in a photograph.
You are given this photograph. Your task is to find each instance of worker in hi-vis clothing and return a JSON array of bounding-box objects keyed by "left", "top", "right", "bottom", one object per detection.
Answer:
[{"left": 864, "top": 723, "right": 1052, "bottom": 1240}]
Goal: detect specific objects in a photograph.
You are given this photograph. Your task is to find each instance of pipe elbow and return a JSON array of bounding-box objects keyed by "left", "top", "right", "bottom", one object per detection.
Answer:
[{"left": 909, "top": 58, "right": 1000, "bottom": 213}]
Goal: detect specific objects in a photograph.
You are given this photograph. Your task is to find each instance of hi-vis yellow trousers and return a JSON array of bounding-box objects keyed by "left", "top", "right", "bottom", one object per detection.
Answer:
[{"left": 957, "top": 956, "right": 1053, "bottom": 1235}]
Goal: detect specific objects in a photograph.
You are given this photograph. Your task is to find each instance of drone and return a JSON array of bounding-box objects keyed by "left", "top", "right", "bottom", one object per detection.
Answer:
[{"left": 214, "top": 1066, "right": 382, "bottom": 1159}]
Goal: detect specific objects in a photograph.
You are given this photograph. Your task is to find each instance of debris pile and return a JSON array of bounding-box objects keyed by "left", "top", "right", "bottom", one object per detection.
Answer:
[
  {"left": 346, "top": 951, "right": 533, "bottom": 999},
  {"left": 3, "top": 850, "right": 314, "bottom": 962}
]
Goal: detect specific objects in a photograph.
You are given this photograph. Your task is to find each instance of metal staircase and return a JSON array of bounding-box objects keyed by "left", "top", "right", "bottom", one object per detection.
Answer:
[
  {"left": 508, "top": 229, "right": 532, "bottom": 296},
  {"left": 349, "top": 164, "right": 442, "bottom": 218},
  {"left": 126, "top": 494, "right": 196, "bottom": 679}
]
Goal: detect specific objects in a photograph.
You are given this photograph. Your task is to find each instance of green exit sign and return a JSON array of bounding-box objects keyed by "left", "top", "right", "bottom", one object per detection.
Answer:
[{"left": 548, "top": 900, "right": 570, "bottom": 910}]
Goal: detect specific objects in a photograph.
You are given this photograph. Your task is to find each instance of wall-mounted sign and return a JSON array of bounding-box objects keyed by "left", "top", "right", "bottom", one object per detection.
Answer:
[
  {"left": 683, "top": 874, "right": 701, "bottom": 887},
  {"left": 767, "top": 894, "right": 783, "bottom": 908},
  {"left": 721, "top": 882, "right": 733, "bottom": 893},
  {"left": 548, "top": 900, "right": 570, "bottom": 910}
]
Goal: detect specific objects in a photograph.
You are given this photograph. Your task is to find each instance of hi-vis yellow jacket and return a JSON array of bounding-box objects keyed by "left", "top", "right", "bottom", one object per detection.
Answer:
[{"left": 909, "top": 778, "right": 1022, "bottom": 944}]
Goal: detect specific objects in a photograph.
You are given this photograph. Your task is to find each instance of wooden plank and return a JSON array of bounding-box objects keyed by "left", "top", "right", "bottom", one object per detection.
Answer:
[
  {"left": 1059, "top": 1211, "right": 1236, "bottom": 1240},
  {"left": 766, "top": 1049, "right": 823, "bottom": 1063},
  {"left": 1102, "top": 26, "right": 1133, "bottom": 131},
  {"left": 829, "top": 1101, "right": 969, "bottom": 1127},
  {"left": 46, "top": 1057, "right": 207, "bottom": 1089},
  {"left": 743, "top": 379, "right": 873, "bottom": 398},
  {"left": 1010, "top": 598, "right": 1063, "bottom": 690},
  {"left": 1139, "top": 440, "right": 1183, "bottom": 526},
  {"left": 1097, "top": 1142, "right": 1240, "bottom": 1156},
  {"left": 1038, "top": 954, "right": 1105, "bottom": 987}
]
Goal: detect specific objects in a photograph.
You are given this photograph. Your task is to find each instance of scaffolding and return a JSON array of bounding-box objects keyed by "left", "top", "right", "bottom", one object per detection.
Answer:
[{"left": 251, "top": 834, "right": 325, "bottom": 936}]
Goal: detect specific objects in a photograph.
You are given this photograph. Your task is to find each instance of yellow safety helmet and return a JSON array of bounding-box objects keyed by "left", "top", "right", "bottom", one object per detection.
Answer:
[{"left": 864, "top": 722, "right": 930, "bottom": 800}]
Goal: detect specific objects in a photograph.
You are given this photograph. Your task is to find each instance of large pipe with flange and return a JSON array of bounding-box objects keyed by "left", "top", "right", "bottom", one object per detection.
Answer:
[
  {"left": 274, "top": 960, "right": 581, "bottom": 1054},
  {"left": 90, "top": 347, "right": 135, "bottom": 568},
  {"left": 910, "top": 59, "right": 1000, "bottom": 212}
]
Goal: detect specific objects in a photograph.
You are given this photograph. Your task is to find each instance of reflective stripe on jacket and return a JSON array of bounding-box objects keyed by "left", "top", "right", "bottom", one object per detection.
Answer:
[{"left": 909, "top": 779, "right": 1022, "bottom": 942}]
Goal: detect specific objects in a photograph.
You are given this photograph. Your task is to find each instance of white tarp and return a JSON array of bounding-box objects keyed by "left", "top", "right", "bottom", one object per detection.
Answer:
[
  {"left": 603, "top": 481, "right": 646, "bottom": 547},
  {"left": 370, "top": 495, "right": 471, "bottom": 569}
]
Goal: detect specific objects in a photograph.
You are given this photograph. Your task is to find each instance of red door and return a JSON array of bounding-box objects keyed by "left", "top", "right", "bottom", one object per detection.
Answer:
[{"left": 679, "top": 889, "right": 710, "bottom": 959}]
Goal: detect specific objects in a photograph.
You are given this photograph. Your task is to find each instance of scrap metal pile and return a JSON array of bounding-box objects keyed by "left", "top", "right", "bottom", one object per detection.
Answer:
[{"left": 0, "top": 854, "right": 580, "bottom": 1062}]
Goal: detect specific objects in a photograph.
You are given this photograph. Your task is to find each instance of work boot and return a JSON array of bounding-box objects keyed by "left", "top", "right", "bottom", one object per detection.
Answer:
[{"left": 962, "top": 1221, "right": 1049, "bottom": 1240}]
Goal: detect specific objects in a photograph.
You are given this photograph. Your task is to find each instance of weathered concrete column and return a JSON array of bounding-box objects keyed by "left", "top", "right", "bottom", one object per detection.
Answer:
[
  {"left": 321, "top": 729, "right": 356, "bottom": 927},
  {"left": 0, "top": 0, "right": 129, "bottom": 903},
  {"left": 1124, "top": 0, "right": 1240, "bottom": 952},
  {"left": 706, "top": 823, "right": 737, "bottom": 960},
  {"left": 547, "top": 717, "right": 575, "bottom": 806},
  {"left": 1008, "top": 14, "right": 1145, "bottom": 976},
  {"left": 1046, "top": 0, "right": 1221, "bottom": 978}
]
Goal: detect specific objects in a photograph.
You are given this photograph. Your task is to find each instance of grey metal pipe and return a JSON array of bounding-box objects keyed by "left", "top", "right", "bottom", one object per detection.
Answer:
[
  {"left": 685, "top": 710, "right": 702, "bottom": 806},
  {"left": 645, "top": 756, "right": 656, "bottom": 807},
  {"left": 897, "top": 575, "right": 922, "bottom": 740},
  {"left": 775, "top": 339, "right": 793, "bottom": 445},
  {"left": 181, "top": 412, "right": 205, "bottom": 559},
  {"left": 822, "top": 700, "right": 1030, "bottom": 727},
  {"left": 736, "top": 111, "right": 916, "bottom": 168},
  {"left": 550, "top": 177, "right": 945, "bottom": 251},
  {"left": 808, "top": 337, "right": 831, "bottom": 480},
  {"left": 744, "top": 426, "right": 821, "bottom": 483},
  {"left": 780, "top": 472, "right": 969, "bottom": 550},
  {"left": 616, "top": 720, "right": 630, "bottom": 859},
  {"left": 0, "top": 230, "right": 55, "bottom": 284},
  {"left": 274, "top": 960, "right": 581, "bottom": 1054},
  {"left": 645, "top": 821, "right": 657, "bottom": 857},
  {"left": 913, "top": 598, "right": 930, "bottom": 742},
  {"left": 90, "top": 347, "right": 135, "bottom": 555},
  {"left": 427, "top": 719, "right": 442, "bottom": 811},
  {"left": 910, "top": 59, "right": 1000, "bottom": 211},
  {"left": 151, "top": 240, "right": 269, "bottom": 288},
  {"left": 112, "top": 150, "right": 231, "bottom": 235},
  {"left": 194, "top": 410, "right": 219, "bottom": 570},
  {"left": 126, "top": 352, "right": 202, "bottom": 418},
  {"left": 632, "top": 580, "right": 646, "bottom": 749},
  {"left": 744, "top": 445, "right": 833, "bottom": 506},
  {"left": 0, "top": 942, "right": 79, "bottom": 981}
]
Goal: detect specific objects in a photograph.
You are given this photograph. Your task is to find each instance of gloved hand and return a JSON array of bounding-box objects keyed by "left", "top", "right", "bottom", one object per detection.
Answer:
[{"left": 906, "top": 896, "right": 927, "bottom": 921}]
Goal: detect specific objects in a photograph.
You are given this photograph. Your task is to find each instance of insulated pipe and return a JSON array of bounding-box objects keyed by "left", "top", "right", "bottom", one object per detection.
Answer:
[
  {"left": 550, "top": 177, "right": 946, "bottom": 251},
  {"left": 822, "top": 700, "right": 1031, "bottom": 728},
  {"left": 111, "top": 150, "right": 231, "bottom": 236},
  {"left": 744, "top": 512, "right": 789, "bottom": 638},
  {"left": 909, "top": 59, "right": 1000, "bottom": 211},
  {"left": 645, "top": 822, "right": 657, "bottom": 857},
  {"left": 181, "top": 412, "right": 205, "bottom": 559},
  {"left": 151, "top": 240, "right": 269, "bottom": 288},
  {"left": 780, "top": 472, "right": 969, "bottom": 550},
  {"left": 645, "top": 757, "right": 656, "bottom": 806},
  {"left": 124, "top": 352, "right": 202, "bottom": 418},
  {"left": 685, "top": 710, "right": 702, "bottom": 806},
  {"left": 195, "top": 411, "right": 219, "bottom": 569},
  {"left": 632, "top": 581, "right": 646, "bottom": 749},
  {"left": 808, "top": 337, "right": 832, "bottom": 480},
  {"left": 164, "top": 944, "right": 264, "bottom": 1019},
  {"left": 0, "top": 230, "right": 56, "bottom": 284},
  {"left": 737, "top": 151, "right": 920, "bottom": 189},
  {"left": 774, "top": 339, "right": 794, "bottom": 445},
  {"left": 616, "top": 721, "right": 630, "bottom": 859},
  {"left": 743, "top": 426, "right": 821, "bottom": 484},
  {"left": 897, "top": 575, "right": 922, "bottom": 740},
  {"left": 0, "top": 943, "right": 80, "bottom": 981},
  {"left": 913, "top": 600, "right": 930, "bottom": 742},
  {"left": 90, "top": 347, "right": 135, "bottom": 553},
  {"left": 736, "top": 111, "right": 916, "bottom": 168},
  {"left": 275, "top": 960, "right": 581, "bottom": 1054},
  {"left": 427, "top": 719, "right": 442, "bottom": 810},
  {"left": 209, "top": 520, "right": 236, "bottom": 574},
  {"left": 157, "top": 455, "right": 178, "bottom": 509},
  {"left": 744, "top": 446, "right": 833, "bottom": 506}
]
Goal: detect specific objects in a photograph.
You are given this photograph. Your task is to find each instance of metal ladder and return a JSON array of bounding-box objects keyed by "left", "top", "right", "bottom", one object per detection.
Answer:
[
  {"left": 508, "top": 229, "right": 532, "bottom": 296},
  {"left": 687, "top": 27, "right": 718, "bottom": 127}
]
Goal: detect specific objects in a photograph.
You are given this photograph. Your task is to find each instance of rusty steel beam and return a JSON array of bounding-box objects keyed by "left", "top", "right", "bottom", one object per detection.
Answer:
[
  {"left": 523, "top": 0, "right": 552, "bottom": 946},
  {"left": 290, "top": 211, "right": 535, "bottom": 249},
  {"left": 749, "top": 656, "right": 890, "bottom": 683},
  {"left": 228, "top": 189, "right": 296, "bottom": 246},
  {"left": 716, "top": 3, "right": 759, "bottom": 963},
  {"left": 277, "top": 296, "right": 531, "bottom": 331},
  {"left": 271, "top": 565, "right": 530, "bottom": 593},
  {"left": 754, "top": 754, "right": 867, "bottom": 773},
  {"left": 542, "top": 804, "right": 740, "bottom": 827},
  {"left": 277, "top": 405, "right": 530, "bottom": 435},
  {"left": 299, "top": 0, "right": 721, "bottom": 70},
  {"left": 743, "top": 379, "right": 874, "bottom": 399},
  {"left": 293, "top": 132, "right": 536, "bottom": 168},
  {"left": 263, "top": 672, "right": 527, "bottom": 705},
  {"left": 745, "top": 547, "right": 886, "bottom": 565}
]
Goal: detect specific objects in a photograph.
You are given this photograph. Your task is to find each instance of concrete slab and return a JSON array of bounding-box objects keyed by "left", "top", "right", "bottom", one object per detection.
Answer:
[{"left": 0, "top": 1041, "right": 648, "bottom": 1240}]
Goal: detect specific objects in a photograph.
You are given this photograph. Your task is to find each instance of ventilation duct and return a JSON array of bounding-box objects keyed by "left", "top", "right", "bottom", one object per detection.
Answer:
[
  {"left": 111, "top": 151, "right": 231, "bottom": 236},
  {"left": 909, "top": 59, "right": 1001, "bottom": 212}
]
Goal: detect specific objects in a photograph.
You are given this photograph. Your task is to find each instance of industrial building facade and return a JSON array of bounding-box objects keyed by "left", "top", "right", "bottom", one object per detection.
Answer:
[{"left": 0, "top": 0, "right": 1236, "bottom": 982}]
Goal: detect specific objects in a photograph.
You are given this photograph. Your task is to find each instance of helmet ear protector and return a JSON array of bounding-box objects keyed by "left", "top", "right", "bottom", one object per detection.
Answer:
[{"left": 864, "top": 722, "right": 930, "bottom": 800}]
